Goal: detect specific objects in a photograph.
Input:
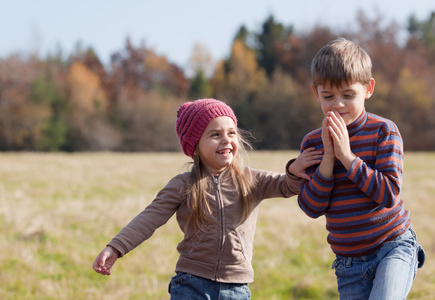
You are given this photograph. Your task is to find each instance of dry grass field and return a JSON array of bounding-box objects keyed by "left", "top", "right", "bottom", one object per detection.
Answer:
[{"left": 0, "top": 151, "right": 433, "bottom": 299}]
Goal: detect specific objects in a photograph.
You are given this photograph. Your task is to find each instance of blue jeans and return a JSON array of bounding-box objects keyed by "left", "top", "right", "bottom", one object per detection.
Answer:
[
  {"left": 332, "top": 228, "right": 425, "bottom": 300},
  {"left": 168, "top": 272, "right": 251, "bottom": 300}
]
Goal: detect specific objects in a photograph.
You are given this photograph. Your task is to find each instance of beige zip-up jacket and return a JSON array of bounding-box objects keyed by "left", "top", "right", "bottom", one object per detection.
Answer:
[{"left": 108, "top": 162, "right": 300, "bottom": 283}]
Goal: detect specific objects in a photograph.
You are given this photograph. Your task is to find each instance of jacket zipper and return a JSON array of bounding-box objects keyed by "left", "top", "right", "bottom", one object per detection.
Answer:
[{"left": 213, "top": 175, "right": 224, "bottom": 281}]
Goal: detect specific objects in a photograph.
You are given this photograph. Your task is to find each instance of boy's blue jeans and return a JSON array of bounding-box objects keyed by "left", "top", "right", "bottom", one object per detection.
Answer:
[
  {"left": 332, "top": 228, "right": 425, "bottom": 300},
  {"left": 168, "top": 272, "right": 251, "bottom": 300}
]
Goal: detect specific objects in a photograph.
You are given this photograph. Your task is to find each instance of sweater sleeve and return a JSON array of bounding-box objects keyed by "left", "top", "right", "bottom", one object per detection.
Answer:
[
  {"left": 107, "top": 174, "right": 186, "bottom": 257},
  {"left": 346, "top": 126, "right": 404, "bottom": 208},
  {"left": 296, "top": 129, "right": 334, "bottom": 218},
  {"left": 297, "top": 168, "right": 334, "bottom": 218}
]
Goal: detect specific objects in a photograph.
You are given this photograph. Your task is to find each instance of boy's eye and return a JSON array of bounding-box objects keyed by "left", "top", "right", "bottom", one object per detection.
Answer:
[
  {"left": 323, "top": 95, "right": 333, "bottom": 99},
  {"left": 344, "top": 93, "right": 355, "bottom": 98}
]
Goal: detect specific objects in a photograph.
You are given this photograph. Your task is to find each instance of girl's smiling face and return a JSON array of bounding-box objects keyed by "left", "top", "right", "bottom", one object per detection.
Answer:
[
  {"left": 195, "top": 116, "right": 239, "bottom": 174},
  {"left": 312, "top": 79, "right": 375, "bottom": 125}
]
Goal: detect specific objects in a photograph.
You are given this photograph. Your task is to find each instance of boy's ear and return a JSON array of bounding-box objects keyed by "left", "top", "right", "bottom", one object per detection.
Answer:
[
  {"left": 365, "top": 78, "right": 375, "bottom": 99},
  {"left": 311, "top": 84, "right": 319, "bottom": 99}
]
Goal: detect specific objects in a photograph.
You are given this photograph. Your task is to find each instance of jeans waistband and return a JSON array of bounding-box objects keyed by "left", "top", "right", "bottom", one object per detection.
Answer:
[{"left": 336, "top": 228, "right": 416, "bottom": 266}]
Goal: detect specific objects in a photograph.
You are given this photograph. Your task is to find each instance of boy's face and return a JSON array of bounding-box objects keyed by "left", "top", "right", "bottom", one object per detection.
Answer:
[{"left": 312, "top": 79, "right": 375, "bottom": 126}]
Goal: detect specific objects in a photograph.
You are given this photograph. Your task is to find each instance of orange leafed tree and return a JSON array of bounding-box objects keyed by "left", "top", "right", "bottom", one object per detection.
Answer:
[{"left": 67, "top": 61, "right": 120, "bottom": 150}]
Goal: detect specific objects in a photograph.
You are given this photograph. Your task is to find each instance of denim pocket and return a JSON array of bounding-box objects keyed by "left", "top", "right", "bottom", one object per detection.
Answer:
[
  {"left": 417, "top": 245, "right": 426, "bottom": 268},
  {"left": 410, "top": 228, "right": 426, "bottom": 268},
  {"left": 168, "top": 272, "right": 192, "bottom": 293}
]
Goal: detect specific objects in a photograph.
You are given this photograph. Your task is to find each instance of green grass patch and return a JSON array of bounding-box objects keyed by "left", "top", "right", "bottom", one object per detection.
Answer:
[{"left": 0, "top": 151, "right": 433, "bottom": 299}]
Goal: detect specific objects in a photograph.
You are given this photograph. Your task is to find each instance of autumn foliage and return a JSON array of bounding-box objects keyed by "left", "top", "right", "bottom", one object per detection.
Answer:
[{"left": 1, "top": 12, "right": 435, "bottom": 151}]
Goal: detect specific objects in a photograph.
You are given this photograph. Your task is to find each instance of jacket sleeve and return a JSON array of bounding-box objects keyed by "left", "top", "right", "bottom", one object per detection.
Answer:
[
  {"left": 252, "top": 160, "right": 301, "bottom": 201},
  {"left": 107, "top": 174, "right": 186, "bottom": 257}
]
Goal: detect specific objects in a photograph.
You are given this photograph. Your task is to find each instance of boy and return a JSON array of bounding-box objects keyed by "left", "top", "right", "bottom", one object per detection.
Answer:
[{"left": 293, "top": 38, "right": 425, "bottom": 299}]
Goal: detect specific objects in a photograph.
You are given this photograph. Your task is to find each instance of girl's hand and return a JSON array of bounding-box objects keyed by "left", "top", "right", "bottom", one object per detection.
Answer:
[
  {"left": 92, "top": 246, "right": 119, "bottom": 276},
  {"left": 289, "top": 147, "right": 323, "bottom": 180}
]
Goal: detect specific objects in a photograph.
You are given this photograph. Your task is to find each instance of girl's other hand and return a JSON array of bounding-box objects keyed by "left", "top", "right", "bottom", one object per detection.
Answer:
[{"left": 92, "top": 246, "right": 119, "bottom": 276}]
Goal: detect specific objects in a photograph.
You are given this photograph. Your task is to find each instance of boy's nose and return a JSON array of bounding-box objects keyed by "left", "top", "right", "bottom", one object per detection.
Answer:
[{"left": 333, "top": 99, "right": 345, "bottom": 109}]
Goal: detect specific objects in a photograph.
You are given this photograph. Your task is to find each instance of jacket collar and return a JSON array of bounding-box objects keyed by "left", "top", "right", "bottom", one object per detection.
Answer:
[{"left": 207, "top": 166, "right": 231, "bottom": 180}]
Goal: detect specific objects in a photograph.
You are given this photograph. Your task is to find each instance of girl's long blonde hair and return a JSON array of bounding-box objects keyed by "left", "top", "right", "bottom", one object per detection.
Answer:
[{"left": 183, "top": 127, "right": 256, "bottom": 232}]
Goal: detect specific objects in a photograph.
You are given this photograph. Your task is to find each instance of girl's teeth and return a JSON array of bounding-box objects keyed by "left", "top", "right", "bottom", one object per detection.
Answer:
[{"left": 218, "top": 149, "right": 231, "bottom": 154}]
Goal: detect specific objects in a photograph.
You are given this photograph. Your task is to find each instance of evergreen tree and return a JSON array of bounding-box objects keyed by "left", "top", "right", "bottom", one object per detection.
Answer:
[{"left": 256, "top": 15, "right": 293, "bottom": 76}]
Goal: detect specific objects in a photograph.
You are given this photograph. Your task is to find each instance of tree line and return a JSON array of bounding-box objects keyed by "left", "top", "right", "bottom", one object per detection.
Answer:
[{"left": 1, "top": 10, "right": 435, "bottom": 152}]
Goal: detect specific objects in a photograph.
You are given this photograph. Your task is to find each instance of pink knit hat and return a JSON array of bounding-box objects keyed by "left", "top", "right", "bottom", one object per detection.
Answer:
[{"left": 176, "top": 99, "right": 237, "bottom": 157}]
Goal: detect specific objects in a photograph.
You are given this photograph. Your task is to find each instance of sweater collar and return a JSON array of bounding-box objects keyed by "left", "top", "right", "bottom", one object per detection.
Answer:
[{"left": 347, "top": 109, "right": 367, "bottom": 137}]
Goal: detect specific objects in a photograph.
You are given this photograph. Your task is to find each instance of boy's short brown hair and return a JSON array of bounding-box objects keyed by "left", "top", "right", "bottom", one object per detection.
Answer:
[{"left": 311, "top": 38, "right": 372, "bottom": 88}]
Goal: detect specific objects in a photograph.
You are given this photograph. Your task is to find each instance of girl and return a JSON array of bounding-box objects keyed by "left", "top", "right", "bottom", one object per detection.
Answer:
[{"left": 92, "top": 98, "right": 321, "bottom": 299}]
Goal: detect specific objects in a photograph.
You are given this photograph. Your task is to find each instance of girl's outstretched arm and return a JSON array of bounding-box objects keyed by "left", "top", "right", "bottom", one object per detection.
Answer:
[
  {"left": 288, "top": 147, "right": 322, "bottom": 180},
  {"left": 92, "top": 246, "right": 120, "bottom": 276}
]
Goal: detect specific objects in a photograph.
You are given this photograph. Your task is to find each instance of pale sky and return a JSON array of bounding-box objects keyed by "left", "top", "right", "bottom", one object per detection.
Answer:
[{"left": 2, "top": 0, "right": 435, "bottom": 72}]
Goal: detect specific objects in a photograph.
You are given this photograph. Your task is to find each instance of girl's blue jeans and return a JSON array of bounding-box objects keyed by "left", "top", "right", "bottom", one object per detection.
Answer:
[
  {"left": 332, "top": 228, "right": 425, "bottom": 300},
  {"left": 168, "top": 272, "right": 250, "bottom": 300}
]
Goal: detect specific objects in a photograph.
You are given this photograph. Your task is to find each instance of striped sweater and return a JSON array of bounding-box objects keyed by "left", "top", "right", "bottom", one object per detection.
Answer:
[{"left": 298, "top": 109, "right": 411, "bottom": 257}]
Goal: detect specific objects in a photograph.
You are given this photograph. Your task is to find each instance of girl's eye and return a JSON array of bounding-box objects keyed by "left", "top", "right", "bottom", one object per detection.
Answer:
[{"left": 228, "top": 130, "right": 236, "bottom": 135}]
